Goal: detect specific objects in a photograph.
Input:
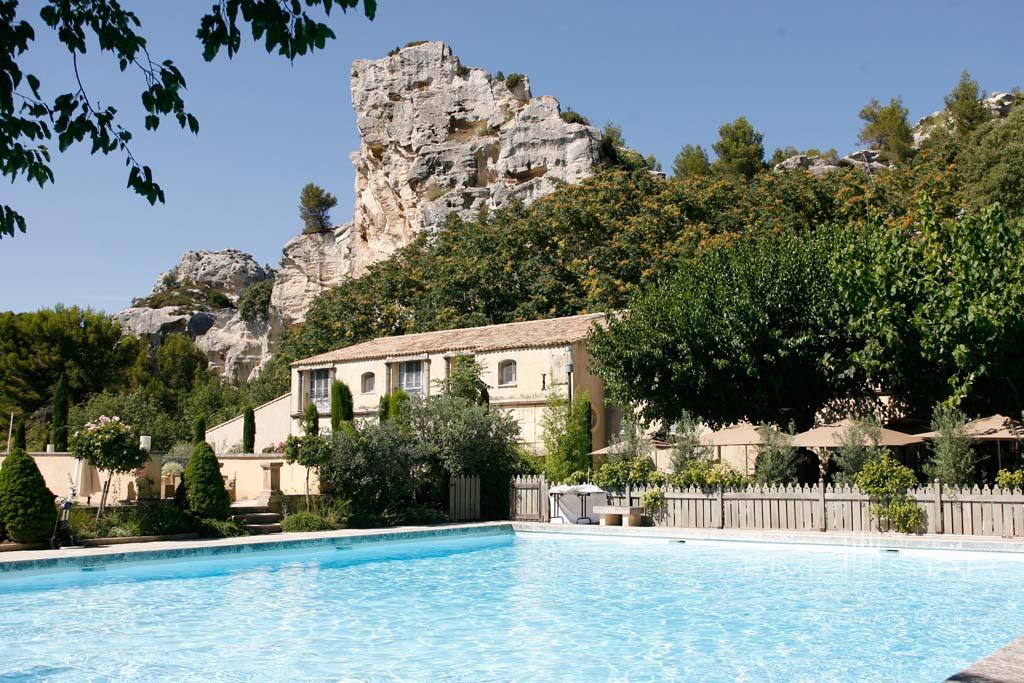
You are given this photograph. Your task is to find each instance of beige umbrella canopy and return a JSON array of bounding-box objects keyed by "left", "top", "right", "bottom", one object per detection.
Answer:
[
  {"left": 793, "top": 418, "right": 924, "bottom": 449},
  {"left": 917, "top": 414, "right": 1024, "bottom": 441},
  {"left": 701, "top": 422, "right": 763, "bottom": 446}
]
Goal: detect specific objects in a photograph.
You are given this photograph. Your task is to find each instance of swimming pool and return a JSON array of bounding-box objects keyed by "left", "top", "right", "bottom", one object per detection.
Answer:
[{"left": 1, "top": 529, "right": 1021, "bottom": 681}]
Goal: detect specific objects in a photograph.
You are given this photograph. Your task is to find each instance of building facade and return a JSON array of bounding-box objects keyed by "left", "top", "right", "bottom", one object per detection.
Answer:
[{"left": 287, "top": 313, "right": 611, "bottom": 452}]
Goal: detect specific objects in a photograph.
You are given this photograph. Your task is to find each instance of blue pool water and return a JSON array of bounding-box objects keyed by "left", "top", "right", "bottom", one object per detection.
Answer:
[{"left": 1, "top": 531, "right": 1023, "bottom": 681}]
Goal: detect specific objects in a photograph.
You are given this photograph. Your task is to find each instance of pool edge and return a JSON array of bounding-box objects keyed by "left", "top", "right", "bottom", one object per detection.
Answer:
[{"left": 0, "top": 521, "right": 513, "bottom": 574}]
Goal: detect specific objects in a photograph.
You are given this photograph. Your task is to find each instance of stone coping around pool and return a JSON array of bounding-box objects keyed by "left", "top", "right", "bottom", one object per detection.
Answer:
[
  {"left": 513, "top": 521, "right": 1024, "bottom": 553},
  {"left": 0, "top": 521, "right": 513, "bottom": 575},
  {"left": 947, "top": 635, "right": 1024, "bottom": 682}
]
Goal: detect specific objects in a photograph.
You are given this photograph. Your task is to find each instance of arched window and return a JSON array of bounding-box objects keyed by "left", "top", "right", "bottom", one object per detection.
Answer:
[
  {"left": 361, "top": 372, "right": 376, "bottom": 394},
  {"left": 498, "top": 360, "right": 517, "bottom": 386}
]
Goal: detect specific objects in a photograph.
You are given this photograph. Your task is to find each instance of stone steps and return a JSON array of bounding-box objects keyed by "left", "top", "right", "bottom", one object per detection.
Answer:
[{"left": 231, "top": 502, "right": 281, "bottom": 534}]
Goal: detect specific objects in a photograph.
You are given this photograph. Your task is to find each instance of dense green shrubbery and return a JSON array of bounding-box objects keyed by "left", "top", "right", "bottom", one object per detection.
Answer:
[
  {"left": 0, "top": 448, "right": 57, "bottom": 544},
  {"left": 856, "top": 456, "right": 923, "bottom": 533},
  {"left": 132, "top": 281, "right": 233, "bottom": 312},
  {"left": 194, "top": 517, "right": 248, "bottom": 538},
  {"left": 237, "top": 277, "right": 274, "bottom": 325},
  {"left": 504, "top": 73, "right": 524, "bottom": 89},
  {"left": 183, "top": 442, "right": 231, "bottom": 520},
  {"left": 281, "top": 512, "right": 332, "bottom": 532}
]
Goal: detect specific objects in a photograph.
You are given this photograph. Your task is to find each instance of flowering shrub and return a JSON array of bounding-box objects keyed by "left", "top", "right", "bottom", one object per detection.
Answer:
[{"left": 69, "top": 416, "right": 147, "bottom": 474}]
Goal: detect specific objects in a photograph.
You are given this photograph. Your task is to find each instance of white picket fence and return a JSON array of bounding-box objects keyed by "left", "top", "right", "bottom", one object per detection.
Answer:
[{"left": 509, "top": 474, "right": 1024, "bottom": 537}]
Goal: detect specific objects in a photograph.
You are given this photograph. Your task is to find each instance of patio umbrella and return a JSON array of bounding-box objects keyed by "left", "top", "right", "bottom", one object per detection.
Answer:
[
  {"left": 701, "top": 422, "right": 763, "bottom": 474},
  {"left": 793, "top": 418, "right": 923, "bottom": 449},
  {"left": 917, "top": 414, "right": 1024, "bottom": 469},
  {"left": 547, "top": 484, "right": 576, "bottom": 522}
]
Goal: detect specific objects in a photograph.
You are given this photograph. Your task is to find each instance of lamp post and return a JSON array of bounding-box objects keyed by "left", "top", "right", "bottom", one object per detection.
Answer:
[{"left": 564, "top": 346, "right": 574, "bottom": 403}]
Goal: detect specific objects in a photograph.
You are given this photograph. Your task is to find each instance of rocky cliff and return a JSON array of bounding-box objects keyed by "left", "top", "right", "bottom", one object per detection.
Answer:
[{"left": 120, "top": 42, "right": 604, "bottom": 381}]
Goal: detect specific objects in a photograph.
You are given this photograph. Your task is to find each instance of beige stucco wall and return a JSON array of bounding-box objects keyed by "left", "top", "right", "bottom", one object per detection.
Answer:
[
  {"left": 206, "top": 394, "right": 292, "bottom": 455},
  {"left": 290, "top": 341, "right": 609, "bottom": 453},
  {"left": 218, "top": 456, "right": 318, "bottom": 500},
  {"left": 0, "top": 452, "right": 162, "bottom": 504}
]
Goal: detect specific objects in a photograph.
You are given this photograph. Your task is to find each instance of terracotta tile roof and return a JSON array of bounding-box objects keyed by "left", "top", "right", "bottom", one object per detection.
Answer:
[{"left": 292, "top": 313, "right": 606, "bottom": 367}]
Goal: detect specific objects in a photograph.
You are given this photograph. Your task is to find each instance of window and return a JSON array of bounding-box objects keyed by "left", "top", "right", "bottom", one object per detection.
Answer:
[
  {"left": 498, "top": 360, "right": 517, "bottom": 386},
  {"left": 397, "top": 361, "right": 423, "bottom": 396},
  {"left": 361, "top": 372, "right": 376, "bottom": 394},
  {"left": 309, "top": 369, "right": 330, "bottom": 412}
]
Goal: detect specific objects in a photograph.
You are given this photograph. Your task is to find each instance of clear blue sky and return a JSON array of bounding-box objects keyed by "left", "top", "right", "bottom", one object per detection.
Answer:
[{"left": 3, "top": 0, "right": 1021, "bottom": 313}]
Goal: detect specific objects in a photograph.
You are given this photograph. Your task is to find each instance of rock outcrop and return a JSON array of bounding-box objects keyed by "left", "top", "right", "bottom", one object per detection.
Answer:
[
  {"left": 118, "top": 250, "right": 274, "bottom": 383},
  {"left": 772, "top": 149, "right": 890, "bottom": 176},
  {"left": 153, "top": 249, "right": 271, "bottom": 300},
  {"left": 123, "top": 42, "right": 606, "bottom": 383},
  {"left": 269, "top": 225, "right": 352, "bottom": 333},
  {"left": 346, "top": 41, "right": 603, "bottom": 274}
]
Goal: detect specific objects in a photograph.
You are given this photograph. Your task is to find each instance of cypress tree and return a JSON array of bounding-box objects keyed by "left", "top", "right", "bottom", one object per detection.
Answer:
[
  {"left": 242, "top": 406, "right": 255, "bottom": 453},
  {"left": 0, "top": 448, "right": 57, "bottom": 543},
  {"left": 51, "top": 372, "right": 69, "bottom": 451},
  {"left": 192, "top": 415, "right": 206, "bottom": 444},
  {"left": 183, "top": 442, "right": 231, "bottom": 520},
  {"left": 303, "top": 401, "right": 319, "bottom": 436},
  {"left": 13, "top": 418, "right": 26, "bottom": 451},
  {"left": 331, "top": 380, "right": 353, "bottom": 432},
  {"left": 378, "top": 394, "right": 391, "bottom": 421}
]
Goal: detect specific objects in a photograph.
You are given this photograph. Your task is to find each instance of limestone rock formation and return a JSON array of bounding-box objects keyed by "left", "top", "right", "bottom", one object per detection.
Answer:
[
  {"left": 347, "top": 41, "right": 603, "bottom": 273},
  {"left": 269, "top": 225, "right": 352, "bottom": 332},
  {"left": 119, "top": 249, "right": 274, "bottom": 383},
  {"left": 772, "top": 149, "right": 889, "bottom": 176},
  {"left": 153, "top": 249, "right": 271, "bottom": 300}
]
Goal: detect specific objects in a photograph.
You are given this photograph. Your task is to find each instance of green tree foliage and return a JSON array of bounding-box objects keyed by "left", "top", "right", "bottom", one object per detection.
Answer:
[
  {"left": 856, "top": 455, "right": 923, "bottom": 533},
  {"left": 242, "top": 406, "right": 255, "bottom": 453},
  {"left": 51, "top": 372, "right": 69, "bottom": 451},
  {"left": 299, "top": 183, "right": 339, "bottom": 233},
  {"left": 753, "top": 424, "right": 798, "bottom": 485},
  {"left": 712, "top": 117, "right": 765, "bottom": 179},
  {"left": 959, "top": 106, "right": 1024, "bottom": 217},
  {"left": 591, "top": 228, "right": 863, "bottom": 431},
  {"left": 541, "top": 394, "right": 593, "bottom": 483},
  {"left": 0, "top": 306, "right": 141, "bottom": 416},
  {"left": 858, "top": 97, "right": 914, "bottom": 163},
  {"left": 670, "top": 410, "right": 712, "bottom": 473},
  {"left": 183, "top": 441, "right": 231, "bottom": 521},
  {"left": 840, "top": 198, "right": 1024, "bottom": 414},
  {"left": 331, "top": 380, "right": 353, "bottom": 432},
  {"left": 303, "top": 401, "right": 320, "bottom": 436},
  {"left": 600, "top": 123, "right": 658, "bottom": 171},
  {"left": 281, "top": 168, "right": 882, "bottom": 363},
  {"left": 236, "top": 277, "right": 275, "bottom": 325},
  {"left": 13, "top": 418, "right": 26, "bottom": 450},
  {"left": 924, "top": 404, "right": 975, "bottom": 486},
  {"left": 672, "top": 144, "right": 711, "bottom": 178},
  {"left": 69, "top": 416, "right": 148, "bottom": 513},
  {"left": 830, "top": 418, "right": 887, "bottom": 485},
  {"left": 434, "top": 356, "right": 489, "bottom": 405},
  {"left": 2, "top": 0, "right": 377, "bottom": 238},
  {"left": 70, "top": 389, "right": 182, "bottom": 452},
  {"left": 156, "top": 334, "right": 208, "bottom": 398},
  {"left": 192, "top": 415, "right": 206, "bottom": 444},
  {"left": 944, "top": 70, "right": 989, "bottom": 136},
  {"left": 0, "top": 448, "right": 57, "bottom": 543}
]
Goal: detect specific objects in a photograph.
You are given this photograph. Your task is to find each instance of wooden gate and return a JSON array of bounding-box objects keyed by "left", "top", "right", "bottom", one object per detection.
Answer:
[
  {"left": 510, "top": 475, "right": 549, "bottom": 521},
  {"left": 449, "top": 475, "right": 481, "bottom": 522}
]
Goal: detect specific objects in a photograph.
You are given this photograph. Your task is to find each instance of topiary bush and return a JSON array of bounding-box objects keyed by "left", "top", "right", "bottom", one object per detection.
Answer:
[
  {"left": 183, "top": 442, "right": 231, "bottom": 520},
  {"left": 0, "top": 448, "right": 57, "bottom": 544},
  {"left": 281, "top": 511, "right": 332, "bottom": 532}
]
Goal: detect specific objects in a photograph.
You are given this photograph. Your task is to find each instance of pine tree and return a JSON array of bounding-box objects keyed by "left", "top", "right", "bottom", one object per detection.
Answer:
[
  {"left": 944, "top": 70, "right": 989, "bottom": 136},
  {"left": 13, "top": 418, "right": 26, "bottom": 451},
  {"left": 672, "top": 144, "right": 711, "bottom": 178},
  {"left": 192, "top": 415, "right": 206, "bottom": 444},
  {"left": 331, "top": 380, "right": 353, "bottom": 432},
  {"left": 299, "top": 183, "right": 338, "bottom": 234},
  {"left": 712, "top": 117, "right": 765, "bottom": 179},
  {"left": 51, "top": 372, "right": 69, "bottom": 451},
  {"left": 858, "top": 97, "right": 914, "bottom": 163},
  {"left": 0, "top": 448, "right": 57, "bottom": 543},
  {"left": 242, "top": 406, "right": 255, "bottom": 453},
  {"left": 304, "top": 401, "right": 319, "bottom": 436}
]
